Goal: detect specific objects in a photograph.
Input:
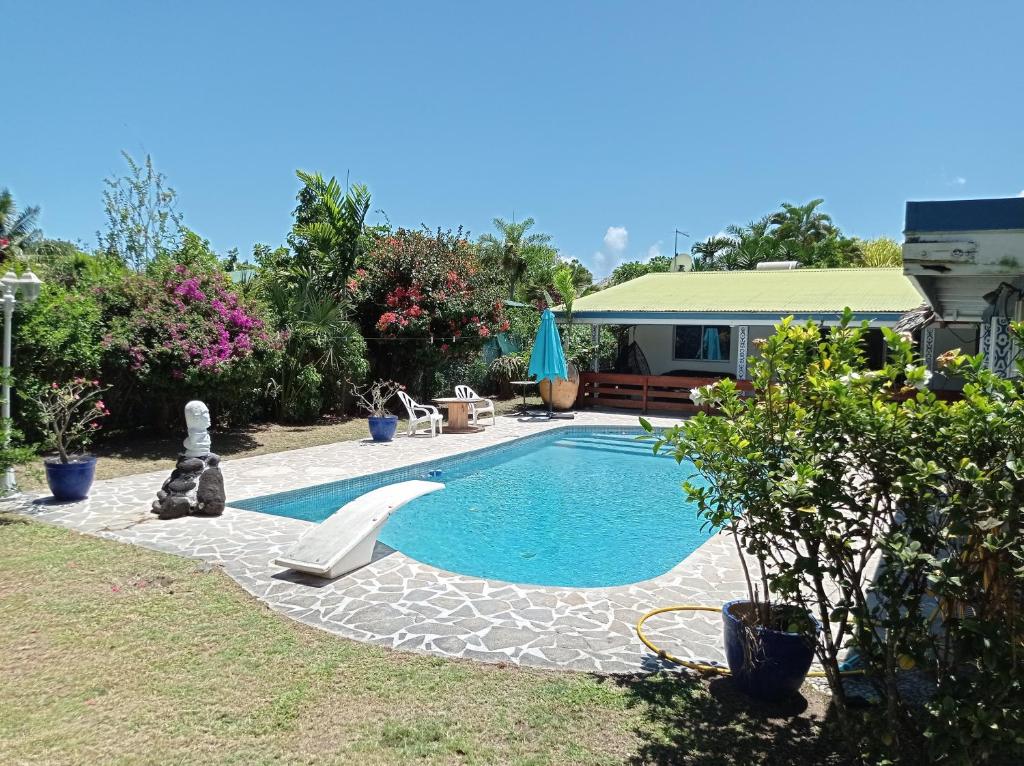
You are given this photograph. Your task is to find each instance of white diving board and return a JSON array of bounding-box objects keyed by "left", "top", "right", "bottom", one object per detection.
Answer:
[{"left": 274, "top": 480, "right": 444, "bottom": 579}]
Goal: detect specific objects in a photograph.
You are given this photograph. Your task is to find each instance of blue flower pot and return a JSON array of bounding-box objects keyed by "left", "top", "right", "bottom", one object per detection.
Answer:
[
  {"left": 44, "top": 456, "right": 98, "bottom": 501},
  {"left": 367, "top": 415, "right": 399, "bottom": 442},
  {"left": 723, "top": 599, "right": 820, "bottom": 701}
]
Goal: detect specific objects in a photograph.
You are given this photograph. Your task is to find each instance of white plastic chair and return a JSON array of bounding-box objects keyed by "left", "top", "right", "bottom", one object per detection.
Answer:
[
  {"left": 397, "top": 390, "right": 443, "bottom": 437},
  {"left": 455, "top": 385, "right": 496, "bottom": 426}
]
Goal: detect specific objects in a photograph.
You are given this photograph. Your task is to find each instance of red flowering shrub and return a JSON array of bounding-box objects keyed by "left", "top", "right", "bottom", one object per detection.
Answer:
[
  {"left": 100, "top": 266, "right": 281, "bottom": 427},
  {"left": 351, "top": 228, "right": 506, "bottom": 396}
]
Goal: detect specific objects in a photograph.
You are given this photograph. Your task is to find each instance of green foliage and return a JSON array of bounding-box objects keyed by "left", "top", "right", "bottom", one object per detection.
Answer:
[
  {"left": 0, "top": 188, "right": 42, "bottom": 262},
  {"left": 488, "top": 353, "right": 527, "bottom": 397},
  {"left": 607, "top": 254, "right": 672, "bottom": 286},
  {"left": 259, "top": 269, "right": 368, "bottom": 422},
  {"left": 148, "top": 228, "right": 223, "bottom": 278},
  {"left": 98, "top": 151, "right": 184, "bottom": 270},
  {"left": 287, "top": 170, "right": 371, "bottom": 296},
  {"left": 28, "top": 240, "right": 126, "bottom": 289},
  {"left": 13, "top": 282, "right": 107, "bottom": 440},
  {"left": 352, "top": 227, "right": 507, "bottom": 398},
  {"left": 477, "top": 217, "right": 554, "bottom": 300},
  {"left": 690, "top": 199, "right": 861, "bottom": 271},
  {"left": 645, "top": 315, "right": 1024, "bottom": 763},
  {"left": 857, "top": 236, "right": 902, "bottom": 267}
]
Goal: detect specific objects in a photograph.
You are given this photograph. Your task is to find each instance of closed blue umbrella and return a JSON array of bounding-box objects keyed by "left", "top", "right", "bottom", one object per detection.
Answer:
[{"left": 528, "top": 308, "right": 568, "bottom": 416}]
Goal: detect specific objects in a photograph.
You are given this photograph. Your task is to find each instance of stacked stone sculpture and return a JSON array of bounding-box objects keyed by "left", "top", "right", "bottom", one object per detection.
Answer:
[{"left": 152, "top": 401, "right": 226, "bottom": 519}]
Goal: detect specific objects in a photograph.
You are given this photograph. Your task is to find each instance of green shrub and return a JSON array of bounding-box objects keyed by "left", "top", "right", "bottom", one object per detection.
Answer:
[
  {"left": 13, "top": 283, "right": 106, "bottom": 440},
  {"left": 645, "top": 313, "right": 1023, "bottom": 764}
]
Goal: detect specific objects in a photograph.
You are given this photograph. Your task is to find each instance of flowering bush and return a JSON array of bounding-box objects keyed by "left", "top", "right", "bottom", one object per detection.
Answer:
[
  {"left": 101, "top": 266, "right": 281, "bottom": 427},
  {"left": 37, "top": 378, "right": 110, "bottom": 462},
  {"left": 350, "top": 228, "right": 506, "bottom": 397}
]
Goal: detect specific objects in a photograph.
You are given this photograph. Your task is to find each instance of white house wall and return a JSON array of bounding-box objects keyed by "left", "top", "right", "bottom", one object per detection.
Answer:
[{"left": 631, "top": 324, "right": 774, "bottom": 376}]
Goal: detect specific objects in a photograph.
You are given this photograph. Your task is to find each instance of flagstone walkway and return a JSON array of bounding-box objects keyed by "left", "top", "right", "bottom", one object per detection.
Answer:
[{"left": 11, "top": 410, "right": 749, "bottom": 675}]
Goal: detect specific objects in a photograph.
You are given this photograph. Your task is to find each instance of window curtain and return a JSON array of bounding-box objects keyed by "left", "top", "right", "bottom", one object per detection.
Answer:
[{"left": 702, "top": 327, "right": 722, "bottom": 360}]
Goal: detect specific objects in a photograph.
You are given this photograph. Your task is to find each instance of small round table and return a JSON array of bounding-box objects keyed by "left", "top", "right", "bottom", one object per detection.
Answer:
[
  {"left": 510, "top": 380, "right": 536, "bottom": 410},
  {"left": 432, "top": 397, "right": 485, "bottom": 434}
]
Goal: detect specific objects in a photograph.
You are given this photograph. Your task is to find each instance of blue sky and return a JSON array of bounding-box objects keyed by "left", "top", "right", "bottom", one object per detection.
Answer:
[{"left": 3, "top": 1, "right": 1022, "bottom": 277}]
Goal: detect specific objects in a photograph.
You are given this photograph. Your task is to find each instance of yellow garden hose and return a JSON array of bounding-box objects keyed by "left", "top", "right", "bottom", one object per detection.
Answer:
[{"left": 635, "top": 604, "right": 865, "bottom": 678}]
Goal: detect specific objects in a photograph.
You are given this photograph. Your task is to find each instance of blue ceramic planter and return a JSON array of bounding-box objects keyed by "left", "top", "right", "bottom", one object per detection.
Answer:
[
  {"left": 723, "top": 599, "right": 819, "bottom": 701},
  {"left": 367, "top": 415, "right": 399, "bottom": 442},
  {"left": 44, "top": 456, "right": 98, "bottom": 501}
]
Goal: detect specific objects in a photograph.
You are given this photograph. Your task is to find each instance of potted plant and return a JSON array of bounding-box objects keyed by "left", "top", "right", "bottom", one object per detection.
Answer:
[
  {"left": 38, "top": 378, "right": 109, "bottom": 501},
  {"left": 351, "top": 380, "right": 402, "bottom": 442}
]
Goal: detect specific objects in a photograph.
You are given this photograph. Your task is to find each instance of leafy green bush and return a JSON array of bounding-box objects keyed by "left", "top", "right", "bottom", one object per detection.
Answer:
[
  {"left": 489, "top": 353, "right": 527, "bottom": 398},
  {"left": 13, "top": 283, "right": 106, "bottom": 440},
  {"left": 645, "top": 313, "right": 1023, "bottom": 764}
]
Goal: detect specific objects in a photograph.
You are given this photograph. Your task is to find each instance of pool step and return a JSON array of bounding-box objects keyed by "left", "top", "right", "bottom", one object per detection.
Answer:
[{"left": 550, "top": 439, "right": 675, "bottom": 459}]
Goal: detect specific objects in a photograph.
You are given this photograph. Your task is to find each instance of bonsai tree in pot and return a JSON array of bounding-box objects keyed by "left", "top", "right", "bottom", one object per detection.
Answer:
[
  {"left": 351, "top": 379, "right": 402, "bottom": 442},
  {"left": 37, "top": 378, "right": 110, "bottom": 500}
]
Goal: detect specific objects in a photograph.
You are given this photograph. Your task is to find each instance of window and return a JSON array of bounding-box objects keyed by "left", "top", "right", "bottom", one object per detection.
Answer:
[{"left": 673, "top": 325, "right": 731, "bottom": 361}]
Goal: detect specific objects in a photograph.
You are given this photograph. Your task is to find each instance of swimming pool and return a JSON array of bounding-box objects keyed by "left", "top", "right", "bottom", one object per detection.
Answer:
[{"left": 234, "top": 428, "right": 710, "bottom": 587}]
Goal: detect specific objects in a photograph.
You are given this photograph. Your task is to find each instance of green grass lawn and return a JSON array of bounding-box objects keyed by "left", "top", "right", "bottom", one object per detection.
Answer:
[{"left": 0, "top": 515, "right": 855, "bottom": 765}]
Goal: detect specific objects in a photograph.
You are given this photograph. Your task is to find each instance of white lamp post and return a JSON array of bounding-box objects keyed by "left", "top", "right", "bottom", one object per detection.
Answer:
[{"left": 1, "top": 269, "right": 43, "bottom": 492}]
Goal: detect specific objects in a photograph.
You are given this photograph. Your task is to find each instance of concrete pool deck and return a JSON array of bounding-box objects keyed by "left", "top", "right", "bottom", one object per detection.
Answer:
[{"left": 9, "top": 409, "right": 749, "bottom": 675}]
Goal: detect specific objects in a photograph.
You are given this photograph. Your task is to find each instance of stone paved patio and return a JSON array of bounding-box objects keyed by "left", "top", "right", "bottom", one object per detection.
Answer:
[{"left": 9, "top": 410, "right": 750, "bottom": 675}]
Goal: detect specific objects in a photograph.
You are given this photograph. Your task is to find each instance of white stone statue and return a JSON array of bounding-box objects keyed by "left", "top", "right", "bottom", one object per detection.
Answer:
[{"left": 182, "top": 400, "right": 212, "bottom": 457}]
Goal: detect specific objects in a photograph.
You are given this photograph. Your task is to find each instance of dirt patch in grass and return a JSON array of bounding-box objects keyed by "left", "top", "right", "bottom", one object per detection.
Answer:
[{"left": 0, "top": 516, "right": 857, "bottom": 765}]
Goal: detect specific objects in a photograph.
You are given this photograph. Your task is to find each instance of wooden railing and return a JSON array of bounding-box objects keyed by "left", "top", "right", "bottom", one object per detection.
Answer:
[{"left": 575, "top": 372, "right": 753, "bottom": 414}]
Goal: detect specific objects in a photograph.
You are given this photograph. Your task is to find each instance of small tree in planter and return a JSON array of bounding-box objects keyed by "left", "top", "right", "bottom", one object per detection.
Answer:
[
  {"left": 644, "top": 312, "right": 1024, "bottom": 762},
  {"left": 350, "top": 379, "right": 403, "bottom": 442},
  {"left": 37, "top": 378, "right": 110, "bottom": 500}
]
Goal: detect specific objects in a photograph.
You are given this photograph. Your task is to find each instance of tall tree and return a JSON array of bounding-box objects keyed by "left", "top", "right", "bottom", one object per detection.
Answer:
[
  {"left": 0, "top": 188, "right": 42, "bottom": 261},
  {"left": 477, "top": 217, "right": 553, "bottom": 300},
  {"left": 98, "top": 151, "right": 184, "bottom": 271}
]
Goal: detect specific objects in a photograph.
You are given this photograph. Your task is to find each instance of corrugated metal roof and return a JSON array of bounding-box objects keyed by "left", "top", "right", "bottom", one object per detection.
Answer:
[{"left": 565, "top": 268, "right": 923, "bottom": 315}]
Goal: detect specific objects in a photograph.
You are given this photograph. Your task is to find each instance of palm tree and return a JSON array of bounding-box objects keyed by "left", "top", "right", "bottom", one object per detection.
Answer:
[
  {"left": 478, "top": 217, "right": 552, "bottom": 300},
  {"left": 290, "top": 170, "right": 371, "bottom": 296},
  {"left": 0, "top": 189, "right": 42, "bottom": 261},
  {"left": 690, "top": 235, "right": 736, "bottom": 271},
  {"left": 768, "top": 199, "right": 837, "bottom": 250}
]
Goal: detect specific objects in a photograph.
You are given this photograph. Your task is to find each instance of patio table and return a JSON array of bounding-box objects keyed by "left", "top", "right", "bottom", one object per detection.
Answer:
[
  {"left": 510, "top": 379, "right": 536, "bottom": 410},
  {"left": 432, "top": 397, "right": 485, "bottom": 434}
]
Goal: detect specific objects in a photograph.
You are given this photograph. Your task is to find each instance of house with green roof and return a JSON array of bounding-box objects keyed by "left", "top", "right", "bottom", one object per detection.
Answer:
[{"left": 559, "top": 267, "right": 936, "bottom": 383}]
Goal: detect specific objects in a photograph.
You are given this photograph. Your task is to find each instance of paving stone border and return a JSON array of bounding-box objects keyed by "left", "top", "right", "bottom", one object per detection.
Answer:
[{"left": 10, "top": 410, "right": 750, "bottom": 675}]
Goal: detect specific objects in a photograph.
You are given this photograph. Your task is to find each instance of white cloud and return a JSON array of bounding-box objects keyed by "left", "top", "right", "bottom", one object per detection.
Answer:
[
  {"left": 954, "top": 176, "right": 967, "bottom": 185},
  {"left": 591, "top": 250, "right": 606, "bottom": 269},
  {"left": 647, "top": 242, "right": 663, "bottom": 260},
  {"left": 1018, "top": 189, "right": 1024, "bottom": 197},
  {"left": 603, "top": 226, "right": 628, "bottom": 253}
]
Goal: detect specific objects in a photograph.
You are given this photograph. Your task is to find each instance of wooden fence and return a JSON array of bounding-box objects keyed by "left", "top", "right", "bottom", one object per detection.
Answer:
[{"left": 575, "top": 372, "right": 754, "bottom": 414}]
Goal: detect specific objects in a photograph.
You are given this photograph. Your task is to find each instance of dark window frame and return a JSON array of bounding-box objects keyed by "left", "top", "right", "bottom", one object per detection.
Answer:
[{"left": 672, "top": 324, "right": 732, "bottom": 362}]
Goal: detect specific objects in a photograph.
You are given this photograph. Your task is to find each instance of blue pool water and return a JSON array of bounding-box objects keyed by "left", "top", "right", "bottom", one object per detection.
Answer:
[{"left": 236, "top": 429, "right": 710, "bottom": 587}]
